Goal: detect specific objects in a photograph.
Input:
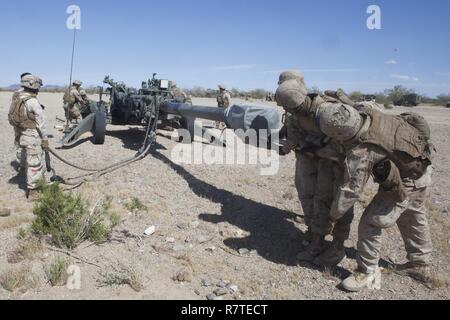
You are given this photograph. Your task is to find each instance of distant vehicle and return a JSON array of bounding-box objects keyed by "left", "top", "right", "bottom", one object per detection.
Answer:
[
  {"left": 393, "top": 94, "right": 421, "bottom": 107},
  {"left": 360, "top": 95, "right": 377, "bottom": 102}
]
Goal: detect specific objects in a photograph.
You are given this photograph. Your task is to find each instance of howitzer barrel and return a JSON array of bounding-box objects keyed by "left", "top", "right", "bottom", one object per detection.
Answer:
[
  {"left": 161, "top": 103, "right": 226, "bottom": 123},
  {"left": 161, "top": 102, "right": 280, "bottom": 133}
]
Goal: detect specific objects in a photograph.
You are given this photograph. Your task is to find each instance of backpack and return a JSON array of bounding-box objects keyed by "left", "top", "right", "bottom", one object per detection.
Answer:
[
  {"left": 399, "top": 112, "right": 431, "bottom": 141},
  {"left": 8, "top": 93, "right": 36, "bottom": 129}
]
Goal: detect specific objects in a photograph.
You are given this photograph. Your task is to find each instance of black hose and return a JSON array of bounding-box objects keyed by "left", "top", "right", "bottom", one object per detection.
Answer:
[{"left": 49, "top": 104, "right": 160, "bottom": 188}]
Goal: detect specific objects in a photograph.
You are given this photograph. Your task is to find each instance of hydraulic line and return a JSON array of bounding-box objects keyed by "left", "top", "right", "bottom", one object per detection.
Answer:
[{"left": 47, "top": 103, "right": 160, "bottom": 188}]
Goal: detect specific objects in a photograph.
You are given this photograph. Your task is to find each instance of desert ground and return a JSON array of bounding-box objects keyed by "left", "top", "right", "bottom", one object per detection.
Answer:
[{"left": 0, "top": 91, "right": 449, "bottom": 300}]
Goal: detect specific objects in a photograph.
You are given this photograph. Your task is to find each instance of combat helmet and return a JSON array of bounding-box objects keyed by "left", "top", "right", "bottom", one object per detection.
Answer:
[
  {"left": 21, "top": 75, "right": 43, "bottom": 91},
  {"left": 317, "top": 103, "right": 363, "bottom": 142},
  {"left": 275, "top": 79, "right": 308, "bottom": 112},
  {"left": 278, "top": 70, "right": 305, "bottom": 85},
  {"left": 73, "top": 80, "right": 82, "bottom": 86}
]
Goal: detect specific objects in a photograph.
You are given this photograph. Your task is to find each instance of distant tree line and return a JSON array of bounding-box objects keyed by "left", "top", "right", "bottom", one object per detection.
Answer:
[
  {"left": 185, "top": 86, "right": 271, "bottom": 100},
  {"left": 1, "top": 84, "right": 449, "bottom": 106},
  {"left": 185, "top": 85, "right": 450, "bottom": 106}
]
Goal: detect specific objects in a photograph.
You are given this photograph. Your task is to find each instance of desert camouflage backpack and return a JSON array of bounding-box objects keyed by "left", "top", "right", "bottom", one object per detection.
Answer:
[{"left": 8, "top": 92, "right": 37, "bottom": 129}]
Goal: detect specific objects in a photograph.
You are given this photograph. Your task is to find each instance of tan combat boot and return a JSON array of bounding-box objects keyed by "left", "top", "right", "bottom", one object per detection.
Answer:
[
  {"left": 297, "top": 233, "right": 324, "bottom": 262},
  {"left": 393, "top": 262, "right": 433, "bottom": 287},
  {"left": 313, "top": 239, "right": 346, "bottom": 267},
  {"left": 341, "top": 267, "right": 382, "bottom": 292}
]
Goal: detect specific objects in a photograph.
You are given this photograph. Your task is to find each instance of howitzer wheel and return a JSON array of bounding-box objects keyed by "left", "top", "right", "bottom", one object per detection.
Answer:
[{"left": 92, "top": 111, "right": 106, "bottom": 145}]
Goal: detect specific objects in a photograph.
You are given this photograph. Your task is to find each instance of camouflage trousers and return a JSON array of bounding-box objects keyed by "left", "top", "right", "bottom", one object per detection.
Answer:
[
  {"left": 63, "top": 103, "right": 81, "bottom": 121},
  {"left": 295, "top": 153, "right": 354, "bottom": 241},
  {"left": 295, "top": 153, "right": 318, "bottom": 228},
  {"left": 19, "top": 134, "right": 45, "bottom": 190},
  {"left": 311, "top": 160, "right": 354, "bottom": 242},
  {"left": 14, "top": 127, "right": 26, "bottom": 170},
  {"left": 357, "top": 166, "right": 434, "bottom": 272},
  {"left": 215, "top": 106, "right": 226, "bottom": 130}
]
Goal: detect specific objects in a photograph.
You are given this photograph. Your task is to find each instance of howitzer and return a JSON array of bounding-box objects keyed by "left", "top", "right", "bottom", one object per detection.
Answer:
[{"left": 60, "top": 74, "right": 281, "bottom": 147}]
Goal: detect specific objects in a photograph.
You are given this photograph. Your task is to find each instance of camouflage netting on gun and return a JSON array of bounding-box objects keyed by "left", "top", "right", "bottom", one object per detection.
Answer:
[{"left": 225, "top": 105, "right": 280, "bottom": 133}]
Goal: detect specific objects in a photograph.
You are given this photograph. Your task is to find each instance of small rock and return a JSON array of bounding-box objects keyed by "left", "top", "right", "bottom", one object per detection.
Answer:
[
  {"left": 173, "top": 244, "right": 186, "bottom": 252},
  {"left": 214, "top": 288, "right": 228, "bottom": 296},
  {"left": 201, "top": 279, "right": 211, "bottom": 287},
  {"left": 238, "top": 248, "right": 250, "bottom": 255},
  {"left": 166, "top": 237, "right": 175, "bottom": 243},
  {"left": 0, "top": 208, "right": 12, "bottom": 217},
  {"left": 217, "top": 280, "right": 227, "bottom": 288},
  {"left": 177, "top": 223, "right": 189, "bottom": 230},
  {"left": 144, "top": 226, "right": 156, "bottom": 236},
  {"left": 172, "top": 267, "right": 193, "bottom": 283},
  {"left": 213, "top": 296, "right": 224, "bottom": 301},
  {"left": 196, "top": 235, "right": 210, "bottom": 244},
  {"left": 194, "top": 289, "right": 200, "bottom": 296},
  {"left": 206, "top": 293, "right": 216, "bottom": 300},
  {"left": 282, "top": 192, "right": 294, "bottom": 200},
  {"left": 205, "top": 246, "right": 216, "bottom": 253},
  {"left": 228, "top": 285, "right": 239, "bottom": 293},
  {"left": 190, "top": 221, "right": 200, "bottom": 228}
]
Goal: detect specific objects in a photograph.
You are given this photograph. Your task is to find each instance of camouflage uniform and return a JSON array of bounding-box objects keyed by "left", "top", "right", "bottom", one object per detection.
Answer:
[
  {"left": 12, "top": 88, "right": 26, "bottom": 170},
  {"left": 277, "top": 79, "right": 355, "bottom": 260},
  {"left": 217, "top": 85, "right": 231, "bottom": 129},
  {"left": 63, "top": 81, "right": 83, "bottom": 121},
  {"left": 284, "top": 94, "right": 354, "bottom": 244},
  {"left": 171, "top": 83, "right": 192, "bottom": 104},
  {"left": 9, "top": 76, "right": 47, "bottom": 192},
  {"left": 315, "top": 103, "right": 434, "bottom": 291}
]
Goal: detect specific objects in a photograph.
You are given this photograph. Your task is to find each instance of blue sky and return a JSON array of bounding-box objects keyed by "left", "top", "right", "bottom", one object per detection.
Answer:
[{"left": 1, "top": 0, "right": 449, "bottom": 96}]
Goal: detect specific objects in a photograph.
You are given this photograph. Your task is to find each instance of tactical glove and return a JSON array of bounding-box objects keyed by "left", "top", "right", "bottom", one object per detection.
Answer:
[{"left": 41, "top": 139, "right": 50, "bottom": 151}]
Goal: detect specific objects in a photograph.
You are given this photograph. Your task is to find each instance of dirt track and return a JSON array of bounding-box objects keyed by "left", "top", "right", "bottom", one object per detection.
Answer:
[{"left": 0, "top": 92, "right": 449, "bottom": 300}]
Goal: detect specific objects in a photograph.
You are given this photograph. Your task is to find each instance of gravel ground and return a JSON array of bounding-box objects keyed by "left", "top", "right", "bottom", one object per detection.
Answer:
[{"left": 0, "top": 92, "right": 449, "bottom": 300}]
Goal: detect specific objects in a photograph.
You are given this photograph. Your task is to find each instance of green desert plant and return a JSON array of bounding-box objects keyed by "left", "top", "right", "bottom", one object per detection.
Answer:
[
  {"left": 45, "top": 257, "right": 70, "bottom": 287},
  {"left": 98, "top": 263, "right": 144, "bottom": 292},
  {"left": 124, "top": 197, "right": 148, "bottom": 212},
  {"left": 0, "top": 266, "right": 40, "bottom": 292},
  {"left": 31, "top": 183, "right": 118, "bottom": 250}
]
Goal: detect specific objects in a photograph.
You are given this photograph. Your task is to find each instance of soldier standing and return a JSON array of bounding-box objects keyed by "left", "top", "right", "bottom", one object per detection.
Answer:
[
  {"left": 63, "top": 80, "right": 83, "bottom": 122},
  {"left": 216, "top": 84, "right": 231, "bottom": 129},
  {"left": 11, "top": 73, "right": 32, "bottom": 173},
  {"left": 8, "top": 75, "right": 48, "bottom": 199},
  {"left": 170, "top": 81, "right": 192, "bottom": 104}
]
